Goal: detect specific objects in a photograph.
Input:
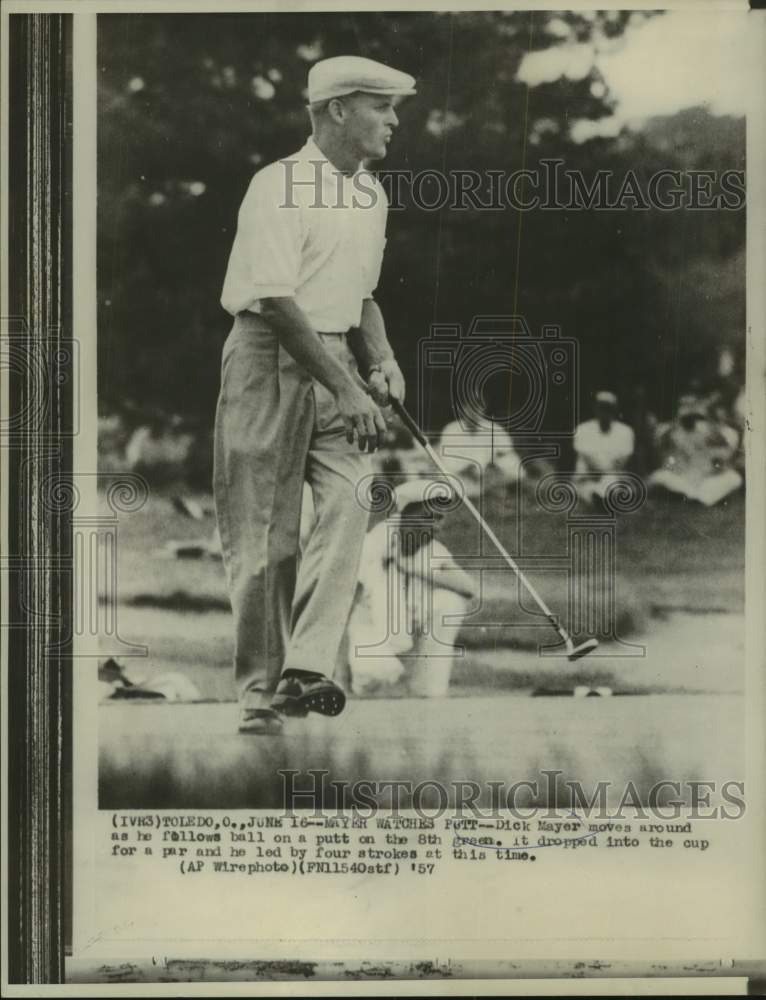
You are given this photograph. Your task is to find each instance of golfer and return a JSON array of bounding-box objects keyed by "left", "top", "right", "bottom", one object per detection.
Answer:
[{"left": 215, "top": 56, "right": 415, "bottom": 734}]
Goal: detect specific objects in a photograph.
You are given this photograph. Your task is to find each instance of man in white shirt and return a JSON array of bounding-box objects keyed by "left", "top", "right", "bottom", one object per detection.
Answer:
[
  {"left": 437, "top": 409, "right": 524, "bottom": 499},
  {"left": 214, "top": 56, "right": 415, "bottom": 734},
  {"left": 573, "top": 391, "right": 635, "bottom": 504}
]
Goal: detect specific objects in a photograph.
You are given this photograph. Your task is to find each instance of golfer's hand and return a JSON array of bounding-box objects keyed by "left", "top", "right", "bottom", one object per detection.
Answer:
[
  {"left": 367, "top": 359, "right": 406, "bottom": 406},
  {"left": 335, "top": 382, "right": 387, "bottom": 452}
]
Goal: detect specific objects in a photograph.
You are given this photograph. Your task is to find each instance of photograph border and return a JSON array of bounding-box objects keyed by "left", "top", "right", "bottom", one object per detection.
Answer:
[
  {"left": 5, "top": 10, "right": 73, "bottom": 986},
  {"left": 3, "top": 1, "right": 766, "bottom": 992}
]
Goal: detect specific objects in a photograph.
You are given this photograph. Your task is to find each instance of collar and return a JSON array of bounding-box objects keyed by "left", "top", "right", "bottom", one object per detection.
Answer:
[{"left": 300, "top": 135, "right": 365, "bottom": 181}]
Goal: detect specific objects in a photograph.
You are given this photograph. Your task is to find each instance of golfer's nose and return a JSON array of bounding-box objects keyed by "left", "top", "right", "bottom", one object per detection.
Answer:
[{"left": 386, "top": 107, "right": 399, "bottom": 128}]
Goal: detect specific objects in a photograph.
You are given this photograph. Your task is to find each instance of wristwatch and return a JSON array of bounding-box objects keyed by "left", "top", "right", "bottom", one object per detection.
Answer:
[{"left": 368, "top": 359, "right": 395, "bottom": 377}]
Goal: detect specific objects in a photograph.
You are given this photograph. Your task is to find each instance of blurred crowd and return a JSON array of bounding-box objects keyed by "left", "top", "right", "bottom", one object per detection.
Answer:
[
  {"left": 99, "top": 381, "right": 746, "bottom": 511},
  {"left": 370, "top": 383, "right": 746, "bottom": 510},
  {"left": 98, "top": 380, "right": 745, "bottom": 699}
]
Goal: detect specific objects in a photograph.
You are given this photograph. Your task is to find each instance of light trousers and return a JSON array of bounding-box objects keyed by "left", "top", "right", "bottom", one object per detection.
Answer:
[{"left": 213, "top": 313, "right": 372, "bottom": 697}]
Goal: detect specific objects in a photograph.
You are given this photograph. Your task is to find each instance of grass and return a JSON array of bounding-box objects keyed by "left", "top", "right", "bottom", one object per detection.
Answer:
[
  {"left": 98, "top": 485, "right": 745, "bottom": 808},
  {"left": 99, "top": 483, "right": 745, "bottom": 699},
  {"left": 99, "top": 694, "right": 744, "bottom": 809},
  {"left": 105, "top": 483, "right": 745, "bottom": 622}
]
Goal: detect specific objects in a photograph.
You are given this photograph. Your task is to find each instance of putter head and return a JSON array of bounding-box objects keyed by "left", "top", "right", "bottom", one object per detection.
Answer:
[{"left": 567, "top": 638, "right": 599, "bottom": 662}]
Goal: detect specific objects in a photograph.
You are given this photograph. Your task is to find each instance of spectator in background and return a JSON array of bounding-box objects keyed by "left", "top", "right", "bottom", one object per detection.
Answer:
[
  {"left": 437, "top": 408, "right": 524, "bottom": 499},
  {"left": 346, "top": 480, "right": 475, "bottom": 696},
  {"left": 648, "top": 396, "right": 742, "bottom": 506},
  {"left": 573, "top": 391, "right": 635, "bottom": 505},
  {"left": 125, "top": 413, "right": 195, "bottom": 486}
]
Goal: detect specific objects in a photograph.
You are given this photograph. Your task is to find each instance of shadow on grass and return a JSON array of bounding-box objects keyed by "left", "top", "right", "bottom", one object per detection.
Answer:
[
  {"left": 126, "top": 590, "right": 230, "bottom": 613},
  {"left": 99, "top": 732, "right": 718, "bottom": 811}
]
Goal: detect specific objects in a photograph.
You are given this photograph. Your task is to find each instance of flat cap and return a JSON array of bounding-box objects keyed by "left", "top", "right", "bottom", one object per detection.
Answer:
[
  {"left": 308, "top": 55, "right": 416, "bottom": 104},
  {"left": 595, "top": 390, "right": 618, "bottom": 407}
]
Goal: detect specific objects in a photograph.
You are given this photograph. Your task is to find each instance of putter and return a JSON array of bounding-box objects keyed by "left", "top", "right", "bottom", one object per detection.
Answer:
[{"left": 391, "top": 399, "right": 599, "bottom": 662}]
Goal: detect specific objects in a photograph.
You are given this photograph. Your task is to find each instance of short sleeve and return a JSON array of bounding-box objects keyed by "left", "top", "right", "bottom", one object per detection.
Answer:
[
  {"left": 361, "top": 177, "right": 389, "bottom": 298},
  {"left": 222, "top": 162, "right": 303, "bottom": 311}
]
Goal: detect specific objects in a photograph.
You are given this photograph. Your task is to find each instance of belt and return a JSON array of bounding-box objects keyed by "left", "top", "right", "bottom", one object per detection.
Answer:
[{"left": 234, "top": 314, "right": 347, "bottom": 338}]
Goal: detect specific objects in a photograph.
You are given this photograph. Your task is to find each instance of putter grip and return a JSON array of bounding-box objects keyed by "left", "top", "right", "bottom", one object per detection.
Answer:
[{"left": 391, "top": 399, "right": 428, "bottom": 448}]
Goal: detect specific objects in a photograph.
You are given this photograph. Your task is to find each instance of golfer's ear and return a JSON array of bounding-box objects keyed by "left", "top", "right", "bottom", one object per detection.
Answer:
[{"left": 328, "top": 97, "right": 347, "bottom": 124}]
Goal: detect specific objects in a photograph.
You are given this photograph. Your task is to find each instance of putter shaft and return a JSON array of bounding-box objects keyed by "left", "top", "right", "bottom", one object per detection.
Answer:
[{"left": 392, "top": 399, "right": 595, "bottom": 659}]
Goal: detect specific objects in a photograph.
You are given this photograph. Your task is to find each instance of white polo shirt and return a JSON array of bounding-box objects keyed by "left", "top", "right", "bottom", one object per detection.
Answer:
[
  {"left": 221, "top": 137, "right": 388, "bottom": 331},
  {"left": 573, "top": 419, "right": 635, "bottom": 474}
]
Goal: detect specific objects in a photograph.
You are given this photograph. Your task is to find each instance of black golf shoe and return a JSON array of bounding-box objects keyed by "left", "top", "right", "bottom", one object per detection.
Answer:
[{"left": 271, "top": 669, "right": 346, "bottom": 718}]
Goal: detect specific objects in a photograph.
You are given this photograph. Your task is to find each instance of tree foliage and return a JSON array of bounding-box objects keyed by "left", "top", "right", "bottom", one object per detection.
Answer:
[{"left": 98, "top": 11, "right": 745, "bottom": 434}]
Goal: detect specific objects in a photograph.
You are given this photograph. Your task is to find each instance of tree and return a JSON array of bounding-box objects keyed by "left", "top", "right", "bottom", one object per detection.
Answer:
[{"left": 98, "top": 11, "right": 745, "bottom": 442}]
